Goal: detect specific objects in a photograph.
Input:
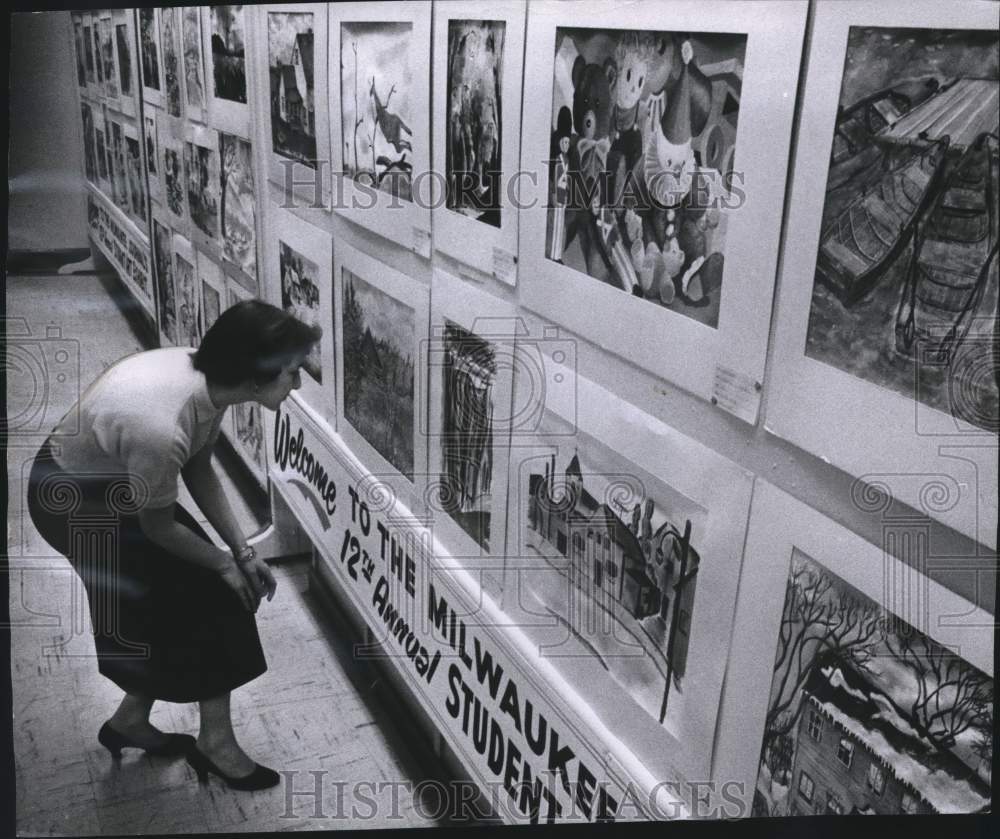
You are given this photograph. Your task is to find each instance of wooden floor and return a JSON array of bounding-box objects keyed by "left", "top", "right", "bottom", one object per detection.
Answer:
[{"left": 6, "top": 272, "right": 484, "bottom": 834}]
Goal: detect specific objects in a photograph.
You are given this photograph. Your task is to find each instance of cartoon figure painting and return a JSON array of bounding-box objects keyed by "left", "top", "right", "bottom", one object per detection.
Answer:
[
  {"left": 446, "top": 20, "right": 505, "bottom": 228},
  {"left": 341, "top": 22, "right": 415, "bottom": 202},
  {"left": 546, "top": 28, "right": 746, "bottom": 328},
  {"left": 805, "top": 27, "right": 999, "bottom": 432}
]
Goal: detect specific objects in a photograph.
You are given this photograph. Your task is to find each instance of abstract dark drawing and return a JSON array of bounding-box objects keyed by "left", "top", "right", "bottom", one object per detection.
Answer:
[
  {"left": 342, "top": 270, "right": 415, "bottom": 479},
  {"left": 805, "top": 28, "right": 999, "bottom": 431},
  {"left": 446, "top": 20, "right": 504, "bottom": 227},
  {"left": 212, "top": 5, "right": 248, "bottom": 105},
  {"left": 546, "top": 28, "right": 747, "bottom": 328},
  {"left": 116, "top": 23, "right": 131, "bottom": 96},
  {"left": 753, "top": 551, "right": 992, "bottom": 817},
  {"left": 341, "top": 22, "right": 414, "bottom": 202}
]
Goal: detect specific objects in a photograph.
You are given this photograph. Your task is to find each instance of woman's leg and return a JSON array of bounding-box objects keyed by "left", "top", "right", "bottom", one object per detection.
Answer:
[
  {"left": 106, "top": 692, "right": 174, "bottom": 746},
  {"left": 197, "top": 692, "right": 257, "bottom": 776}
]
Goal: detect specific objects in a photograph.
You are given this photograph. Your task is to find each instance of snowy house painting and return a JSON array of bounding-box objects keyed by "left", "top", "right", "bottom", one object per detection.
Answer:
[{"left": 754, "top": 551, "right": 993, "bottom": 817}]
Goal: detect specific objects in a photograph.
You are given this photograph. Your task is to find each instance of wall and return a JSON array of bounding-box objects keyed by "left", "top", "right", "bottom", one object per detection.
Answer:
[{"left": 8, "top": 11, "right": 88, "bottom": 254}]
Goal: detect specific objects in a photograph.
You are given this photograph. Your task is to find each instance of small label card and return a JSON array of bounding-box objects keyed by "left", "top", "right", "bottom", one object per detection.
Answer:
[
  {"left": 492, "top": 246, "right": 516, "bottom": 284},
  {"left": 712, "top": 364, "right": 761, "bottom": 424}
]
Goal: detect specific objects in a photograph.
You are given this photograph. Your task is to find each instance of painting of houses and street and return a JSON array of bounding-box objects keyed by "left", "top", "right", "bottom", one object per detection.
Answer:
[
  {"left": 175, "top": 254, "right": 199, "bottom": 348},
  {"left": 182, "top": 8, "right": 205, "bottom": 109},
  {"left": 269, "top": 12, "right": 317, "bottom": 167},
  {"left": 185, "top": 141, "right": 220, "bottom": 240},
  {"left": 446, "top": 20, "right": 505, "bottom": 228},
  {"left": 513, "top": 441, "right": 702, "bottom": 730},
  {"left": 212, "top": 6, "right": 247, "bottom": 105},
  {"left": 546, "top": 28, "right": 746, "bottom": 329},
  {"left": 754, "top": 550, "right": 993, "bottom": 817},
  {"left": 139, "top": 9, "right": 159, "bottom": 90},
  {"left": 341, "top": 22, "right": 415, "bottom": 202},
  {"left": 153, "top": 220, "right": 177, "bottom": 343},
  {"left": 220, "top": 133, "right": 256, "bottom": 279},
  {"left": 806, "top": 28, "right": 999, "bottom": 431},
  {"left": 437, "top": 323, "right": 496, "bottom": 551},
  {"left": 115, "top": 23, "right": 131, "bottom": 96},
  {"left": 161, "top": 7, "right": 182, "bottom": 117},
  {"left": 279, "top": 241, "right": 322, "bottom": 384},
  {"left": 342, "top": 270, "right": 416, "bottom": 480},
  {"left": 164, "top": 146, "right": 185, "bottom": 218},
  {"left": 125, "top": 136, "right": 146, "bottom": 225}
]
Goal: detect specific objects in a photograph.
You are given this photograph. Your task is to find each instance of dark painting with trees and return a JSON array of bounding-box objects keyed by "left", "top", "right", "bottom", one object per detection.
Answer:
[{"left": 211, "top": 5, "right": 248, "bottom": 104}]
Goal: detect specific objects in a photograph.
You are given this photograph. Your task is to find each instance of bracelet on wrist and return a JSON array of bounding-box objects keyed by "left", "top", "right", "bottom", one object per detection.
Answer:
[{"left": 234, "top": 545, "right": 256, "bottom": 565}]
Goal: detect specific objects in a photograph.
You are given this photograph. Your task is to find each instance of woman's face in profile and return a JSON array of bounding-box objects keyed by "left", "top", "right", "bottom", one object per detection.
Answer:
[{"left": 254, "top": 355, "right": 305, "bottom": 410}]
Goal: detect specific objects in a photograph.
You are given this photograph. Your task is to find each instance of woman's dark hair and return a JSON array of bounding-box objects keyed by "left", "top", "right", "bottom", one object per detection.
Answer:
[{"left": 193, "top": 300, "right": 322, "bottom": 386}]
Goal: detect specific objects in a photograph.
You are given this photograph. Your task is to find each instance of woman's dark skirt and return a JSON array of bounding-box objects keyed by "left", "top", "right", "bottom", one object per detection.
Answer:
[{"left": 27, "top": 437, "right": 267, "bottom": 702}]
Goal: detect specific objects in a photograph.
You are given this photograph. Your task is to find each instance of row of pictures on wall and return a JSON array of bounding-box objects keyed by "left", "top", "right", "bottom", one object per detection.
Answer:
[{"left": 72, "top": 8, "right": 141, "bottom": 120}]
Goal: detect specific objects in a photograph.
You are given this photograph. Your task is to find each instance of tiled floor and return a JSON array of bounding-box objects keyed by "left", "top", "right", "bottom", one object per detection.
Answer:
[{"left": 7, "top": 273, "right": 480, "bottom": 834}]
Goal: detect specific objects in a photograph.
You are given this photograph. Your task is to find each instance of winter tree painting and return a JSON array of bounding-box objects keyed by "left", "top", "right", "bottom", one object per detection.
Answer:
[{"left": 753, "top": 550, "right": 992, "bottom": 817}]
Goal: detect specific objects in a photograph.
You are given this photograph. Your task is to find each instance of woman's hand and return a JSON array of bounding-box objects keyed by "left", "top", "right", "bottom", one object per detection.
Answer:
[
  {"left": 239, "top": 556, "right": 277, "bottom": 604},
  {"left": 218, "top": 560, "right": 260, "bottom": 612}
]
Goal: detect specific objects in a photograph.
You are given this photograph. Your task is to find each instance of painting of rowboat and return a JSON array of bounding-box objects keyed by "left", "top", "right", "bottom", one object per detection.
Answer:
[{"left": 805, "top": 28, "right": 999, "bottom": 431}]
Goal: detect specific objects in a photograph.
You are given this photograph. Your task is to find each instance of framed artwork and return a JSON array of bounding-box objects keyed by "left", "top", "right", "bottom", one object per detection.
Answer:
[
  {"left": 82, "top": 17, "right": 96, "bottom": 88},
  {"left": 123, "top": 123, "right": 148, "bottom": 229},
  {"left": 102, "top": 105, "right": 117, "bottom": 206},
  {"left": 152, "top": 214, "right": 178, "bottom": 346},
  {"left": 143, "top": 112, "right": 160, "bottom": 200},
  {"left": 173, "top": 235, "right": 200, "bottom": 348},
  {"left": 219, "top": 131, "right": 258, "bottom": 286},
  {"left": 94, "top": 122, "right": 110, "bottom": 195},
  {"left": 99, "top": 15, "right": 117, "bottom": 100},
  {"left": 208, "top": 5, "right": 251, "bottom": 136},
  {"left": 715, "top": 482, "right": 993, "bottom": 817},
  {"left": 196, "top": 250, "right": 226, "bottom": 343},
  {"left": 72, "top": 14, "right": 86, "bottom": 87},
  {"left": 765, "top": 0, "right": 999, "bottom": 548},
  {"left": 271, "top": 206, "right": 335, "bottom": 423},
  {"left": 138, "top": 7, "right": 163, "bottom": 107},
  {"left": 501, "top": 362, "right": 754, "bottom": 788},
  {"left": 91, "top": 14, "right": 105, "bottom": 94},
  {"left": 113, "top": 10, "right": 136, "bottom": 117},
  {"left": 110, "top": 120, "right": 131, "bottom": 215},
  {"left": 160, "top": 6, "right": 184, "bottom": 120},
  {"left": 80, "top": 103, "right": 97, "bottom": 186},
  {"left": 261, "top": 3, "right": 331, "bottom": 204},
  {"left": 519, "top": 0, "right": 806, "bottom": 422},
  {"left": 224, "top": 280, "right": 269, "bottom": 486},
  {"left": 161, "top": 133, "right": 188, "bottom": 231},
  {"left": 431, "top": 1, "right": 526, "bottom": 283},
  {"left": 425, "top": 268, "right": 519, "bottom": 585},
  {"left": 183, "top": 125, "right": 221, "bottom": 249},
  {"left": 333, "top": 241, "right": 430, "bottom": 516},
  {"left": 328, "top": 2, "right": 432, "bottom": 254},
  {"left": 181, "top": 6, "right": 208, "bottom": 123}
]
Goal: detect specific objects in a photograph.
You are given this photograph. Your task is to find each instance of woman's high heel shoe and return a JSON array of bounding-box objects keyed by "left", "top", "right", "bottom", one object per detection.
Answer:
[
  {"left": 98, "top": 720, "right": 196, "bottom": 758},
  {"left": 185, "top": 744, "right": 280, "bottom": 791}
]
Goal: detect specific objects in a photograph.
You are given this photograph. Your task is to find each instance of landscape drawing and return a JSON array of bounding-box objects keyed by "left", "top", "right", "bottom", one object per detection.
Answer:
[
  {"left": 199, "top": 280, "right": 221, "bottom": 341},
  {"left": 116, "top": 23, "right": 131, "bottom": 96},
  {"left": 99, "top": 18, "right": 116, "bottom": 97},
  {"left": 268, "top": 11, "right": 317, "bottom": 167},
  {"left": 80, "top": 104, "right": 96, "bottom": 183},
  {"left": 125, "top": 136, "right": 147, "bottom": 225},
  {"left": 175, "top": 253, "right": 199, "bottom": 347},
  {"left": 164, "top": 145, "right": 185, "bottom": 219},
  {"left": 805, "top": 28, "right": 999, "bottom": 431},
  {"left": 342, "top": 269, "right": 415, "bottom": 479},
  {"left": 438, "top": 323, "right": 496, "bottom": 550},
  {"left": 220, "top": 133, "right": 256, "bottom": 278},
  {"left": 182, "top": 7, "right": 205, "bottom": 109},
  {"left": 111, "top": 122, "right": 129, "bottom": 211},
  {"left": 521, "top": 444, "right": 701, "bottom": 727},
  {"left": 161, "top": 7, "right": 182, "bottom": 117},
  {"left": 185, "top": 141, "right": 220, "bottom": 240},
  {"left": 446, "top": 20, "right": 505, "bottom": 227},
  {"left": 341, "top": 22, "right": 415, "bottom": 202},
  {"left": 278, "top": 241, "right": 322, "bottom": 383},
  {"left": 153, "top": 220, "right": 177, "bottom": 343},
  {"left": 139, "top": 8, "right": 159, "bottom": 90},
  {"left": 753, "top": 550, "right": 992, "bottom": 816},
  {"left": 212, "top": 6, "right": 248, "bottom": 104},
  {"left": 144, "top": 114, "right": 157, "bottom": 176},
  {"left": 546, "top": 28, "right": 747, "bottom": 328}
]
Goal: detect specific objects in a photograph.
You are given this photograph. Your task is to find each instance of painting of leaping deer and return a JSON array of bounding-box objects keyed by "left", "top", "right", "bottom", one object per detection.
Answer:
[{"left": 370, "top": 77, "right": 412, "bottom": 154}]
